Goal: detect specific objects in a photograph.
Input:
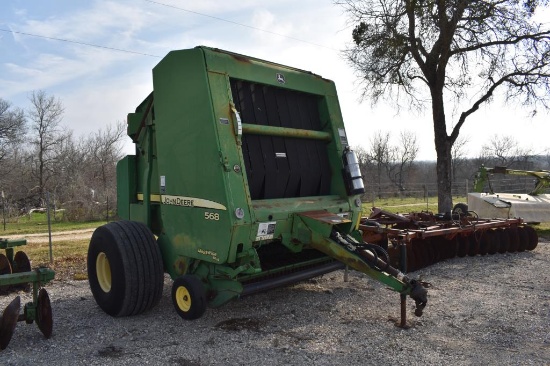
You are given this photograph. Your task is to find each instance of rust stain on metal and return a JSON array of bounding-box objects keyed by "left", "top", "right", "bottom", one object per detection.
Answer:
[{"left": 231, "top": 54, "right": 251, "bottom": 64}]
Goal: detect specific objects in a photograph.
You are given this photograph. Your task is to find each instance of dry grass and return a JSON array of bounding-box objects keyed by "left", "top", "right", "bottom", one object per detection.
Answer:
[{"left": 23, "top": 239, "right": 89, "bottom": 281}]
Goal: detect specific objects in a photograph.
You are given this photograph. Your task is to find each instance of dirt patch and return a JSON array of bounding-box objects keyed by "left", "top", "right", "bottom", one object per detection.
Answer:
[{"left": 3, "top": 228, "right": 95, "bottom": 244}]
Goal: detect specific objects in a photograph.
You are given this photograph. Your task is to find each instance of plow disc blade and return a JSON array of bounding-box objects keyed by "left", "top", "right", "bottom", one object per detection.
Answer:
[
  {"left": 12, "top": 251, "right": 32, "bottom": 291},
  {"left": 0, "top": 296, "right": 21, "bottom": 350},
  {"left": 37, "top": 288, "right": 53, "bottom": 339},
  {"left": 13, "top": 251, "right": 31, "bottom": 273},
  {"left": 0, "top": 254, "right": 13, "bottom": 293}
]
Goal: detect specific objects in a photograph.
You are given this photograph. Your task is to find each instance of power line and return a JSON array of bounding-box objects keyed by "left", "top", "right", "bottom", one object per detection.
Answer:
[
  {"left": 144, "top": 0, "right": 338, "bottom": 52},
  {"left": 1, "top": 3, "right": 338, "bottom": 58},
  {"left": 0, "top": 28, "right": 162, "bottom": 58}
]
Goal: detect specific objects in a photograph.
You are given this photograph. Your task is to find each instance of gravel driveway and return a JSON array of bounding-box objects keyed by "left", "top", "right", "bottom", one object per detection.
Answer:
[{"left": 1, "top": 241, "right": 549, "bottom": 365}]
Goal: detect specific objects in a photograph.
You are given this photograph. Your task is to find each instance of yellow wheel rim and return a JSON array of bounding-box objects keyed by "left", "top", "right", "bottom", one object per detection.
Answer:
[
  {"left": 96, "top": 252, "right": 112, "bottom": 293},
  {"left": 175, "top": 286, "right": 191, "bottom": 312}
]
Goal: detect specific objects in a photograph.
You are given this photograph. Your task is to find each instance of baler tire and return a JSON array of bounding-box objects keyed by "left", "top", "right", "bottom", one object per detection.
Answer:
[
  {"left": 87, "top": 220, "right": 164, "bottom": 317},
  {"left": 171, "top": 275, "right": 207, "bottom": 320}
]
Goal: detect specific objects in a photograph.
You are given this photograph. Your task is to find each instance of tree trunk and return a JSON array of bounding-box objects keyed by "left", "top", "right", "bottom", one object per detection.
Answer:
[
  {"left": 431, "top": 90, "right": 453, "bottom": 213},
  {"left": 436, "top": 147, "right": 453, "bottom": 213}
]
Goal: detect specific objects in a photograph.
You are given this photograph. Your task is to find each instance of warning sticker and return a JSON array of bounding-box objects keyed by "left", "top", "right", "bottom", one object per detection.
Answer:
[
  {"left": 256, "top": 221, "right": 276, "bottom": 241},
  {"left": 338, "top": 128, "right": 348, "bottom": 147}
]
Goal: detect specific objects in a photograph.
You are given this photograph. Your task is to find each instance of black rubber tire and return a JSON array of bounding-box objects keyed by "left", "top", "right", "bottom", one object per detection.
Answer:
[
  {"left": 87, "top": 220, "right": 164, "bottom": 317},
  {"left": 171, "top": 275, "right": 207, "bottom": 320},
  {"left": 452, "top": 203, "right": 469, "bottom": 216}
]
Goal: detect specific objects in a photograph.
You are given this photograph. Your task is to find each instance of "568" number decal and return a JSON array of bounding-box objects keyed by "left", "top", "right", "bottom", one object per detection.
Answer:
[{"left": 204, "top": 212, "right": 220, "bottom": 221}]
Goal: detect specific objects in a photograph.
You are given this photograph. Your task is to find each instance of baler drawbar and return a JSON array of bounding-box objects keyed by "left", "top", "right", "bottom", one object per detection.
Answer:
[{"left": 87, "top": 46, "right": 427, "bottom": 324}]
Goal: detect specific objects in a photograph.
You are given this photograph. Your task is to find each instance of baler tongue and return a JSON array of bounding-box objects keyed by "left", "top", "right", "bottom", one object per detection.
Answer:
[{"left": 295, "top": 210, "right": 427, "bottom": 324}]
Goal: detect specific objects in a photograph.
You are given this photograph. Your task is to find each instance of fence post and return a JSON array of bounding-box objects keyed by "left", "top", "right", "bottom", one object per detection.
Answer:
[
  {"left": 423, "top": 185, "right": 428, "bottom": 210},
  {"left": 2, "top": 191, "right": 5, "bottom": 231},
  {"left": 47, "top": 192, "right": 53, "bottom": 264}
]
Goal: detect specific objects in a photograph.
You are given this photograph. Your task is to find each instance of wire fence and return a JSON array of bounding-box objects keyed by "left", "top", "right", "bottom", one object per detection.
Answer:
[{"left": 361, "top": 176, "right": 542, "bottom": 205}]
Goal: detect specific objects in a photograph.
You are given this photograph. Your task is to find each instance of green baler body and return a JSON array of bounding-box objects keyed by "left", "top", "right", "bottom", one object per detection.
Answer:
[{"left": 117, "top": 47, "right": 372, "bottom": 306}]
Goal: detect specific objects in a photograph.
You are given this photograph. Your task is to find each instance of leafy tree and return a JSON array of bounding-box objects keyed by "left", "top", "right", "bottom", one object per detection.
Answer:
[{"left": 339, "top": 0, "right": 550, "bottom": 212}]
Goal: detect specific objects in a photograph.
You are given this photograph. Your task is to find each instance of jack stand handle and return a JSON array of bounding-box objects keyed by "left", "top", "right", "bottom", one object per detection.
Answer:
[
  {"left": 344, "top": 265, "right": 349, "bottom": 282},
  {"left": 400, "top": 294, "right": 407, "bottom": 328}
]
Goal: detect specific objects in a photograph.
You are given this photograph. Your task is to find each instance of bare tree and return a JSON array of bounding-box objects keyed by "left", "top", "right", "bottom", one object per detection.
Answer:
[
  {"left": 0, "top": 99, "right": 26, "bottom": 165},
  {"left": 367, "top": 131, "right": 392, "bottom": 196},
  {"left": 27, "top": 90, "right": 68, "bottom": 205},
  {"left": 451, "top": 135, "right": 470, "bottom": 183},
  {"left": 386, "top": 131, "right": 419, "bottom": 191},
  {"left": 86, "top": 121, "right": 126, "bottom": 220},
  {"left": 339, "top": 0, "right": 550, "bottom": 212},
  {"left": 480, "top": 135, "right": 532, "bottom": 167}
]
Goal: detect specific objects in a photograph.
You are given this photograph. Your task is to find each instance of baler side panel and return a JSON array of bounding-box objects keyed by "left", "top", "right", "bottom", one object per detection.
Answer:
[
  {"left": 116, "top": 155, "right": 136, "bottom": 220},
  {"left": 151, "top": 48, "right": 233, "bottom": 271}
]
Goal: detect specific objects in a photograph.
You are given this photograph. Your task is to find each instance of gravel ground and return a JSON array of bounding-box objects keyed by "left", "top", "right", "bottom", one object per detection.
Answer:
[{"left": 1, "top": 241, "right": 549, "bottom": 365}]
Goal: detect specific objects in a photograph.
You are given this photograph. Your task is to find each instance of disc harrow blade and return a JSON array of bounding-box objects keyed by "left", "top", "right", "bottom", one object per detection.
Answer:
[
  {"left": 37, "top": 288, "right": 53, "bottom": 339},
  {"left": 508, "top": 227, "right": 520, "bottom": 252},
  {"left": 478, "top": 230, "right": 491, "bottom": 256},
  {"left": 13, "top": 251, "right": 31, "bottom": 273},
  {"left": 524, "top": 225, "right": 538, "bottom": 251},
  {"left": 0, "top": 296, "right": 21, "bottom": 350},
  {"left": 517, "top": 227, "right": 528, "bottom": 252},
  {"left": 468, "top": 234, "right": 480, "bottom": 257},
  {"left": 0, "top": 254, "right": 13, "bottom": 294},
  {"left": 487, "top": 230, "right": 499, "bottom": 255},
  {"left": 12, "top": 251, "right": 32, "bottom": 291},
  {"left": 457, "top": 235, "right": 469, "bottom": 258},
  {"left": 497, "top": 228, "right": 510, "bottom": 253}
]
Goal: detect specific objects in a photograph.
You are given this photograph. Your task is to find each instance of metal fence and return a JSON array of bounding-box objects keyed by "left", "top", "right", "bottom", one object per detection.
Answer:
[{"left": 363, "top": 175, "right": 540, "bottom": 199}]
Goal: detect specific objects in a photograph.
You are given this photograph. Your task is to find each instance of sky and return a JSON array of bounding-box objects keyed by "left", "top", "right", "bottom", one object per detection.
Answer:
[{"left": 0, "top": 0, "right": 549, "bottom": 161}]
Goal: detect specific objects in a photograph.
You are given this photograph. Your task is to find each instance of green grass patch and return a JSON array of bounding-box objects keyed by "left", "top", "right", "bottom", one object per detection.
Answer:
[
  {"left": 362, "top": 196, "right": 467, "bottom": 215},
  {"left": 0, "top": 212, "right": 105, "bottom": 236},
  {"left": 531, "top": 222, "right": 550, "bottom": 241}
]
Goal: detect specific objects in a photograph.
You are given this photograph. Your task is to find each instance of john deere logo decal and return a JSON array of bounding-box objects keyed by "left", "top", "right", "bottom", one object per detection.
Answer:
[{"left": 276, "top": 73, "right": 286, "bottom": 84}]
